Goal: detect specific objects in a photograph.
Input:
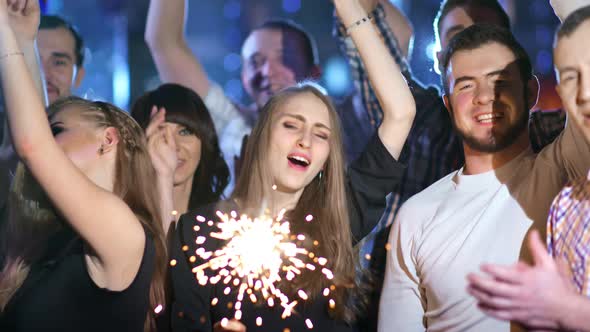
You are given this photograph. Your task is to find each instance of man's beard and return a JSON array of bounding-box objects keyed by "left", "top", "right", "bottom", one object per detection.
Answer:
[{"left": 449, "top": 100, "right": 529, "bottom": 153}]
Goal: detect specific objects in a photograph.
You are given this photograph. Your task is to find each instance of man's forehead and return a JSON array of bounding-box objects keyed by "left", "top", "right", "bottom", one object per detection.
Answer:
[
  {"left": 448, "top": 43, "right": 517, "bottom": 78},
  {"left": 241, "top": 28, "right": 283, "bottom": 58},
  {"left": 37, "top": 27, "right": 76, "bottom": 52},
  {"left": 555, "top": 20, "right": 590, "bottom": 69},
  {"left": 440, "top": 6, "right": 506, "bottom": 42}
]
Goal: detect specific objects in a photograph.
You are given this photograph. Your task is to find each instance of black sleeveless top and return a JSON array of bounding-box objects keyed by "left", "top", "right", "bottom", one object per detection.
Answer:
[{"left": 0, "top": 226, "right": 156, "bottom": 332}]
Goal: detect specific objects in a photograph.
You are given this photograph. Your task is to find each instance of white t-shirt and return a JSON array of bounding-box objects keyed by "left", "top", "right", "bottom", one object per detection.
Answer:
[
  {"left": 378, "top": 121, "right": 590, "bottom": 332},
  {"left": 203, "top": 83, "right": 251, "bottom": 196}
]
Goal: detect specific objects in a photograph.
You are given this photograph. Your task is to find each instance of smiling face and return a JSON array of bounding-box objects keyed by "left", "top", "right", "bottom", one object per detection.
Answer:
[
  {"left": 241, "top": 28, "right": 311, "bottom": 109},
  {"left": 160, "top": 122, "right": 202, "bottom": 186},
  {"left": 444, "top": 42, "right": 532, "bottom": 153},
  {"left": 555, "top": 20, "right": 590, "bottom": 143},
  {"left": 38, "top": 27, "right": 84, "bottom": 103},
  {"left": 266, "top": 92, "right": 331, "bottom": 194}
]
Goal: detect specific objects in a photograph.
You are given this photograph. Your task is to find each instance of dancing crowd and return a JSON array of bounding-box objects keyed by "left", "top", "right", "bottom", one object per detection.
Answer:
[{"left": 0, "top": 0, "right": 589, "bottom": 331}]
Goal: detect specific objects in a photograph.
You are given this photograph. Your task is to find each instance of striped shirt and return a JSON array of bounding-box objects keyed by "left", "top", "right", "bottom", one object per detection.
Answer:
[{"left": 547, "top": 172, "right": 590, "bottom": 296}]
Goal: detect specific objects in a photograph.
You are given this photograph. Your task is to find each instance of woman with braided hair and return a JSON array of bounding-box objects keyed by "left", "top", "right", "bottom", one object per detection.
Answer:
[{"left": 0, "top": 1, "right": 166, "bottom": 331}]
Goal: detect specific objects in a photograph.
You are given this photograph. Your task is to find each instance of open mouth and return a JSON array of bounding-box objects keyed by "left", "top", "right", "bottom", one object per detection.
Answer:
[
  {"left": 46, "top": 82, "right": 59, "bottom": 96},
  {"left": 287, "top": 154, "right": 310, "bottom": 170},
  {"left": 475, "top": 113, "right": 503, "bottom": 124}
]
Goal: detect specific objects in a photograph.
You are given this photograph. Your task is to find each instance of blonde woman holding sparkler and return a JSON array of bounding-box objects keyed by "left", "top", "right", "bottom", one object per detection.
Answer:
[{"left": 166, "top": 0, "right": 416, "bottom": 330}]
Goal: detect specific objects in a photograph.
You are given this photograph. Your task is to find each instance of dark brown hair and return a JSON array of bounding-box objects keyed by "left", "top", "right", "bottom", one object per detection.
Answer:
[{"left": 131, "top": 83, "right": 229, "bottom": 209}]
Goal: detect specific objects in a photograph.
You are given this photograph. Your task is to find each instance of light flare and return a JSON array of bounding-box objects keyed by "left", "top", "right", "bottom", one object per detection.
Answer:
[{"left": 189, "top": 210, "right": 335, "bottom": 325}]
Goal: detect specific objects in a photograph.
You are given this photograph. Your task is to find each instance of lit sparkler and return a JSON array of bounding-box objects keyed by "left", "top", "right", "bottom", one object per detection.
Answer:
[{"left": 190, "top": 209, "right": 334, "bottom": 324}]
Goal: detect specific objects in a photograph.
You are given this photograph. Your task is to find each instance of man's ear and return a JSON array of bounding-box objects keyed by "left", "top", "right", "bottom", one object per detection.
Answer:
[
  {"left": 435, "top": 49, "right": 444, "bottom": 75},
  {"left": 443, "top": 94, "right": 452, "bottom": 115},
  {"left": 526, "top": 75, "right": 540, "bottom": 110}
]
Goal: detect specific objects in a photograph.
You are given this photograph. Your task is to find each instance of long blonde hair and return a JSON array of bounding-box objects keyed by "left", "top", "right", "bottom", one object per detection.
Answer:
[
  {"left": 0, "top": 97, "right": 167, "bottom": 331},
  {"left": 231, "top": 84, "right": 357, "bottom": 322}
]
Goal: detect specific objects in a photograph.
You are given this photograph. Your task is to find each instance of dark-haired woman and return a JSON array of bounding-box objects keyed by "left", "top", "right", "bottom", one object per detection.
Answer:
[{"left": 131, "top": 83, "right": 230, "bottom": 232}]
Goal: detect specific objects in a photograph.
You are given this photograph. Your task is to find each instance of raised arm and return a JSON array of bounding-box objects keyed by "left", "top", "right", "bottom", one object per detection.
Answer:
[
  {"left": 379, "top": 0, "right": 413, "bottom": 58},
  {"left": 145, "top": 0, "right": 210, "bottom": 97},
  {"left": 1, "top": 0, "right": 47, "bottom": 150},
  {"left": 0, "top": 0, "right": 144, "bottom": 290},
  {"left": 334, "top": 0, "right": 416, "bottom": 160}
]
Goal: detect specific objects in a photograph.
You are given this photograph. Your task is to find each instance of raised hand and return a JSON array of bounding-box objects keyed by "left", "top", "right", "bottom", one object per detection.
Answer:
[
  {"left": 5, "top": 0, "right": 40, "bottom": 41},
  {"left": 146, "top": 106, "right": 178, "bottom": 181}
]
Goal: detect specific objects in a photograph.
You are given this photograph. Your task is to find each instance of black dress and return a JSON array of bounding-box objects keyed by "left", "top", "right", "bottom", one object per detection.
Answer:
[
  {"left": 0, "top": 226, "right": 156, "bottom": 332},
  {"left": 166, "top": 134, "right": 405, "bottom": 331}
]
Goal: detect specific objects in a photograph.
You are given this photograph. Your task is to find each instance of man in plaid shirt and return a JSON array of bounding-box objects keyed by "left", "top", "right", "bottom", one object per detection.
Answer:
[
  {"left": 336, "top": 1, "right": 566, "bottom": 329},
  {"left": 467, "top": 5, "right": 590, "bottom": 331},
  {"left": 336, "top": 0, "right": 567, "bottom": 235}
]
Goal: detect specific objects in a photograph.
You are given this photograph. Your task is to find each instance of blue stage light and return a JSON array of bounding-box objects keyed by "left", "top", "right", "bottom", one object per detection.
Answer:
[
  {"left": 223, "top": 1, "right": 241, "bottom": 20},
  {"left": 282, "top": 0, "right": 301, "bottom": 14},
  {"left": 324, "top": 56, "right": 351, "bottom": 96},
  {"left": 224, "top": 53, "right": 242, "bottom": 72}
]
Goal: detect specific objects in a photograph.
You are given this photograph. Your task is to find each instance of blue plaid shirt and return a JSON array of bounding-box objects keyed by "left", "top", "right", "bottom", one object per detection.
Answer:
[{"left": 335, "top": 4, "right": 567, "bottom": 238}]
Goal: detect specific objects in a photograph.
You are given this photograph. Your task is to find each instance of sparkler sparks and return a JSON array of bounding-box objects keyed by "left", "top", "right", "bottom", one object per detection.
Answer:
[{"left": 190, "top": 210, "right": 334, "bottom": 325}]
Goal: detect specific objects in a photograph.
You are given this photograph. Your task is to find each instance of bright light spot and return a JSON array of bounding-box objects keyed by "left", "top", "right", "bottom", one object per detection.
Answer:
[
  {"left": 282, "top": 0, "right": 301, "bottom": 13},
  {"left": 323, "top": 56, "right": 351, "bottom": 96},
  {"left": 223, "top": 53, "right": 242, "bottom": 72},
  {"left": 425, "top": 41, "right": 438, "bottom": 61},
  {"left": 298, "top": 289, "right": 308, "bottom": 300}
]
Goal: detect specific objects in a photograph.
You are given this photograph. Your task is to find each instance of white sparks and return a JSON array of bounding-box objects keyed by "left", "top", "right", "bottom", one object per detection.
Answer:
[{"left": 191, "top": 211, "right": 333, "bottom": 322}]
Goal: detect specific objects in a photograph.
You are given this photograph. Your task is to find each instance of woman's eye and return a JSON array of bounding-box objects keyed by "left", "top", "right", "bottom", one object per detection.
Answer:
[
  {"left": 179, "top": 128, "right": 193, "bottom": 136},
  {"left": 50, "top": 126, "right": 64, "bottom": 136},
  {"left": 283, "top": 122, "right": 297, "bottom": 129},
  {"left": 315, "top": 133, "right": 329, "bottom": 140}
]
